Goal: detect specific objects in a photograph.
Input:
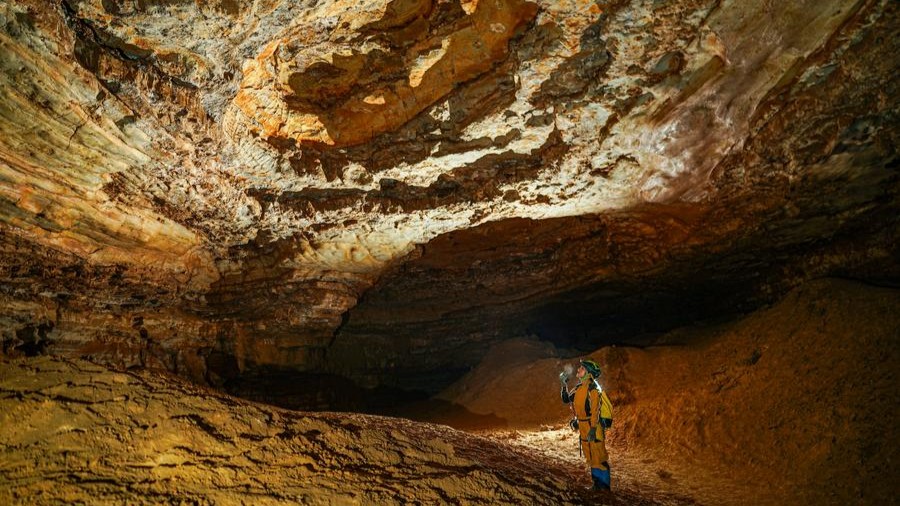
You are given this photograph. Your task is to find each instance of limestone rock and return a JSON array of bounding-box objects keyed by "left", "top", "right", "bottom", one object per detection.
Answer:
[{"left": 0, "top": 0, "right": 897, "bottom": 390}]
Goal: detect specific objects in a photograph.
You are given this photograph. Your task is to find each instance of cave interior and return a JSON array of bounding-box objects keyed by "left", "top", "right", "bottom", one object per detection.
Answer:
[{"left": 0, "top": 0, "right": 898, "bottom": 504}]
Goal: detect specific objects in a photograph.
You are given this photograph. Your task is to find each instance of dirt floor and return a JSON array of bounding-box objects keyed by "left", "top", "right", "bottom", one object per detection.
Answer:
[
  {"left": 433, "top": 278, "right": 900, "bottom": 505},
  {"left": 0, "top": 356, "right": 667, "bottom": 505},
  {"left": 1, "top": 277, "right": 897, "bottom": 505}
]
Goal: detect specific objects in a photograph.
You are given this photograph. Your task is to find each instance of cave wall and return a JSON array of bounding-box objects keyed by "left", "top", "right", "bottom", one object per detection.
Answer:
[{"left": 0, "top": 0, "right": 897, "bottom": 393}]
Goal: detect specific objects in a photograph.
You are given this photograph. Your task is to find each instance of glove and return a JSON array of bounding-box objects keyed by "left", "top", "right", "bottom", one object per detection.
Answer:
[
  {"left": 587, "top": 426, "right": 597, "bottom": 442},
  {"left": 559, "top": 371, "right": 568, "bottom": 386}
]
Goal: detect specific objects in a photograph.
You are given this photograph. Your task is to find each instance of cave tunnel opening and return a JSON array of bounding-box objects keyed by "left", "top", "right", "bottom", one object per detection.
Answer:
[
  {"left": 523, "top": 282, "right": 754, "bottom": 352},
  {"left": 221, "top": 258, "right": 788, "bottom": 423},
  {"left": 215, "top": 195, "right": 900, "bottom": 424}
]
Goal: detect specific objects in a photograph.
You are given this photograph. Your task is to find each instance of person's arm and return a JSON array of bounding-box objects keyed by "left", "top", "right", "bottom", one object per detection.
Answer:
[
  {"left": 560, "top": 372, "right": 572, "bottom": 403},
  {"left": 561, "top": 385, "right": 573, "bottom": 403},
  {"left": 589, "top": 388, "right": 601, "bottom": 427}
]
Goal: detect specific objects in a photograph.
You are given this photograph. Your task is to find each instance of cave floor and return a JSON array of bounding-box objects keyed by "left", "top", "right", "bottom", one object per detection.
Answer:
[
  {"left": 411, "top": 278, "right": 900, "bottom": 506},
  {"left": 383, "top": 402, "right": 727, "bottom": 504},
  {"left": 485, "top": 426, "right": 747, "bottom": 506},
  {"left": 0, "top": 356, "right": 687, "bottom": 505}
]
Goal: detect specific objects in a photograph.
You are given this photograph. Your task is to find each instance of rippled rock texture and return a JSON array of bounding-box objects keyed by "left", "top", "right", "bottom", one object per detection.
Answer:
[
  {"left": 0, "top": 356, "right": 600, "bottom": 505},
  {"left": 0, "top": 1, "right": 897, "bottom": 391}
]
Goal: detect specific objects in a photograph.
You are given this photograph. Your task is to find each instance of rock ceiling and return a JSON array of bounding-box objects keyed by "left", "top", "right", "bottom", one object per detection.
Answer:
[{"left": 0, "top": 0, "right": 897, "bottom": 391}]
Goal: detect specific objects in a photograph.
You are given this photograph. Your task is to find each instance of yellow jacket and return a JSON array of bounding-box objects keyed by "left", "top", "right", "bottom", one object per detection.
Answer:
[{"left": 564, "top": 377, "right": 613, "bottom": 441}]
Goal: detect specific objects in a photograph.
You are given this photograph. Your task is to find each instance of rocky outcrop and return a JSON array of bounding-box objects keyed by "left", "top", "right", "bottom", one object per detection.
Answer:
[
  {"left": 232, "top": 0, "right": 540, "bottom": 147},
  {"left": 0, "top": 0, "right": 897, "bottom": 392}
]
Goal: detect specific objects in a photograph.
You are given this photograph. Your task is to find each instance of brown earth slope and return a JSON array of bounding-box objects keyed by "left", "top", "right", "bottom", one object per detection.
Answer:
[
  {"left": 437, "top": 278, "right": 900, "bottom": 505},
  {"left": 0, "top": 355, "right": 682, "bottom": 505}
]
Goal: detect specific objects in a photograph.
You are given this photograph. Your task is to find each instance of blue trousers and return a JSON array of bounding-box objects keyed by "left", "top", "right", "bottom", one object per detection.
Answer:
[{"left": 591, "top": 467, "right": 611, "bottom": 489}]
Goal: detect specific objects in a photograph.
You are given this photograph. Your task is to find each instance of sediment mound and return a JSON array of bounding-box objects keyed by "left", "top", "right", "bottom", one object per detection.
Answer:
[{"left": 439, "top": 278, "right": 900, "bottom": 505}]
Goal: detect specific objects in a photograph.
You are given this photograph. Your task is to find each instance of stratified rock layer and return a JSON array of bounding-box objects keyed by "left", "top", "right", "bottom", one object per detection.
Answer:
[{"left": 0, "top": 0, "right": 897, "bottom": 390}]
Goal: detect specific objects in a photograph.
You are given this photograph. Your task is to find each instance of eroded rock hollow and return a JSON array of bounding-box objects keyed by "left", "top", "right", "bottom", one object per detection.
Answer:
[{"left": 0, "top": 0, "right": 897, "bottom": 504}]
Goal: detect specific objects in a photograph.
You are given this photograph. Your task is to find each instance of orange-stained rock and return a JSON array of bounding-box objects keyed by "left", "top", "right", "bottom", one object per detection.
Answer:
[{"left": 232, "top": 0, "right": 539, "bottom": 147}]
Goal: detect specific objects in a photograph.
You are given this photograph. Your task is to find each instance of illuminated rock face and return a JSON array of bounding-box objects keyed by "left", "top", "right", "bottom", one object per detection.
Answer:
[
  {"left": 232, "top": 0, "right": 540, "bottom": 147},
  {"left": 0, "top": 1, "right": 897, "bottom": 389}
]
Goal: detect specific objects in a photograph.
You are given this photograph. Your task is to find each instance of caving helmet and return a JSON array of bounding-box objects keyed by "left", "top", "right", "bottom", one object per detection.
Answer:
[{"left": 580, "top": 359, "right": 602, "bottom": 378}]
